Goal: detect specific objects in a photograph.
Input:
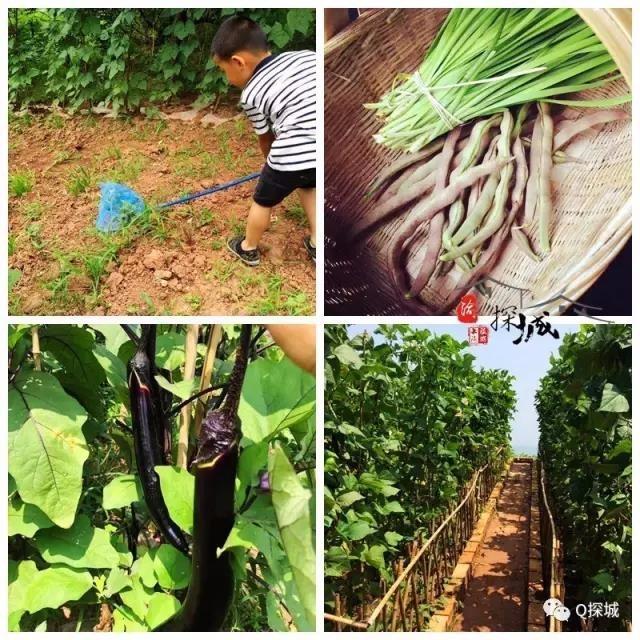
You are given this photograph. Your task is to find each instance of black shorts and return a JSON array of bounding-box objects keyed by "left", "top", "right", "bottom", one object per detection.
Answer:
[{"left": 253, "top": 164, "right": 316, "bottom": 207}]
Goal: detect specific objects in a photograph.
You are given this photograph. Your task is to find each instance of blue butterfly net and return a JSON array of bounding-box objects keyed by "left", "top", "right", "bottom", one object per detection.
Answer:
[{"left": 96, "top": 182, "right": 145, "bottom": 232}]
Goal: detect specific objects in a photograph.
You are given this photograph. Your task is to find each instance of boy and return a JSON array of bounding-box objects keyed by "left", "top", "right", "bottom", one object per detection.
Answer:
[{"left": 211, "top": 16, "right": 316, "bottom": 266}]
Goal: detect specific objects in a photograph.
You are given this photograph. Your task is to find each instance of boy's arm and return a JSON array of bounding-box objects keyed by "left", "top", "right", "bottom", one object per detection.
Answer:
[{"left": 258, "top": 131, "right": 275, "bottom": 159}]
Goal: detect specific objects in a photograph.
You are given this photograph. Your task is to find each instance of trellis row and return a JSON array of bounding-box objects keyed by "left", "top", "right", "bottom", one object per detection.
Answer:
[{"left": 325, "top": 452, "right": 505, "bottom": 632}]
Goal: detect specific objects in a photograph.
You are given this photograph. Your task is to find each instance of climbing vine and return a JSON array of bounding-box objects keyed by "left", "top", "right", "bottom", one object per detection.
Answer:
[
  {"left": 536, "top": 324, "right": 631, "bottom": 631},
  {"left": 9, "top": 8, "right": 315, "bottom": 112},
  {"left": 324, "top": 325, "right": 515, "bottom": 611}
]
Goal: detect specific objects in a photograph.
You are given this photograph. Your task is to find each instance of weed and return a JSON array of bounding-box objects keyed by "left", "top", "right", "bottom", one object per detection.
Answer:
[
  {"left": 153, "top": 119, "right": 168, "bottom": 136},
  {"left": 184, "top": 294, "right": 202, "bottom": 312},
  {"left": 21, "top": 201, "right": 44, "bottom": 221},
  {"left": 44, "top": 251, "right": 79, "bottom": 303},
  {"left": 229, "top": 214, "right": 245, "bottom": 237},
  {"left": 102, "top": 146, "right": 122, "bottom": 161},
  {"left": 83, "top": 249, "right": 116, "bottom": 296},
  {"left": 211, "top": 238, "right": 224, "bottom": 251},
  {"left": 284, "top": 202, "right": 307, "bottom": 226},
  {"left": 44, "top": 113, "right": 65, "bottom": 129},
  {"left": 25, "top": 222, "right": 46, "bottom": 250},
  {"left": 140, "top": 291, "right": 159, "bottom": 316},
  {"left": 67, "top": 166, "right": 93, "bottom": 196},
  {"left": 8, "top": 111, "right": 33, "bottom": 133},
  {"left": 9, "top": 170, "right": 35, "bottom": 197},
  {"left": 107, "top": 156, "right": 147, "bottom": 183},
  {"left": 208, "top": 260, "right": 235, "bottom": 283},
  {"left": 197, "top": 208, "right": 214, "bottom": 228},
  {"left": 246, "top": 275, "right": 311, "bottom": 315},
  {"left": 8, "top": 234, "right": 17, "bottom": 257}
]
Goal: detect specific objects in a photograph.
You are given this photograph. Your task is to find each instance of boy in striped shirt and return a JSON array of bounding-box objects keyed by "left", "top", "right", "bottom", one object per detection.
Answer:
[{"left": 212, "top": 16, "right": 316, "bottom": 267}]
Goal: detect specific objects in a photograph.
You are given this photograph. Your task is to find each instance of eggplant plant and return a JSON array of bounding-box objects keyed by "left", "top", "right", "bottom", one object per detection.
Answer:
[{"left": 8, "top": 324, "right": 316, "bottom": 632}]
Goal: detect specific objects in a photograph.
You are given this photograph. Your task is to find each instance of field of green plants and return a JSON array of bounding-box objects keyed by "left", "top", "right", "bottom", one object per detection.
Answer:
[
  {"left": 8, "top": 9, "right": 316, "bottom": 315},
  {"left": 324, "top": 325, "right": 515, "bottom": 616},
  {"left": 537, "top": 324, "right": 631, "bottom": 631},
  {"left": 8, "top": 324, "right": 316, "bottom": 631}
]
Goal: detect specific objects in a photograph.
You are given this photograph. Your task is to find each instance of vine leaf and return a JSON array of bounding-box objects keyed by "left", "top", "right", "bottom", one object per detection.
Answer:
[
  {"left": 33, "top": 514, "right": 122, "bottom": 569},
  {"left": 240, "top": 358, "right": 315, "bottom": 444},
  {"left": 102, "top": 474, "right": 143, "bottom": 510},
  {"left": 10, "top": 560, "right": 93, "bottom": 619},
  {"left": 8, "top": 495, "right": 54, "bottom": 537},
  {"left": 153, "top": 544, "right": 191, "bottom": 590},
  {"left": 8, "top": 370, "right": 89, "bottom": 528},
  {"left": 155, "top": 466, "right": 195, "bottom": 535},
  {"left": 268, "top": 444, "right": 315, "bottom": 630},
  {"left": 598, "top": 383, "right": 629, "bottom": 413}
]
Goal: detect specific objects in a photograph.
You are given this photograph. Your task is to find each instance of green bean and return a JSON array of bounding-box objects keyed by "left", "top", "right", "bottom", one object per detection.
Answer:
[
  {"left": 537, "top": 102, "right": 553, "bottom": 253},
  {"left": 387, "top": 156, "right": 510, "bottom": 291},
  {"left": 406, "top": 128, "right": 461, "bottom": 296},
  {"left": 441, "top": 111, "right": 514, "bottom": 261},
  {"left": 523, "top": 111, "right": 543, "bottom": 226},
  {"left": 553, "top": 109, "right": 628, "bottom": 150},
  {"left": 511, "top": 226, "right": 541, "bottom": 262}
]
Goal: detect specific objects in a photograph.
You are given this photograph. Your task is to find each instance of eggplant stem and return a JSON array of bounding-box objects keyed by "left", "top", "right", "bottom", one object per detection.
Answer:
[
  {"left": 120, "top": 324, "right": 140, "bottom": 345},
  {"left": 167, "top": 383, "right": 230, "bottom": 419}
]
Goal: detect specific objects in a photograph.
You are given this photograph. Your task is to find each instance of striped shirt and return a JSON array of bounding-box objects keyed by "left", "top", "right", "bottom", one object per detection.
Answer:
[{"left": 241, "top": 50, "right": 316, "bottom": 172}]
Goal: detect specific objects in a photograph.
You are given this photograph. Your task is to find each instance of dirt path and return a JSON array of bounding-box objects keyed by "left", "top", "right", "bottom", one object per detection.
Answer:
[
  {"left": 9, "top": 110, "right": 315, "bottom": 315},
  {"left": 453, "top": 460, "right": 532, "bottom": 632}
]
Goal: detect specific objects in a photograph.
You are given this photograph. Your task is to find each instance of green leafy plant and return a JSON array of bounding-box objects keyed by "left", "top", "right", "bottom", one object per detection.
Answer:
[
  {"left": 536, "top": 324, "right": 631, "bottom": 631},
  {"left": 66, "top": 167, "right": 93, "bottom": 197},
  {"left": 8, "top": 324, "right": 316, "bottom": 631},
  {"left": 9, "top": 8, "right": 316, "bottom": 112},
  {"left": 9, "top": 170, "right": 35, "bottom": 197},
  {"left": 324, "top": 325, "right": 515, "bottom": 618}
]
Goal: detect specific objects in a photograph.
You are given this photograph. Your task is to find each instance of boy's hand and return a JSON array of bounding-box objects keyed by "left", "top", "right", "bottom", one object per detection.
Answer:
[{"left": 258, "top": 131, "right": 274, "bottom": 159}]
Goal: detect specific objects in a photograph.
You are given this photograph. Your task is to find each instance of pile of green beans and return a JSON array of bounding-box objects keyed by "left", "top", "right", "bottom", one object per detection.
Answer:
[{"left": 358, "top": 105, "right": 628, "bottom": 310}]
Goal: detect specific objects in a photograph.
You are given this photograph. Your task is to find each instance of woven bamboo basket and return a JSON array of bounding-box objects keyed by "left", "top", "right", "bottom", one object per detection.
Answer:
[{"left": 324, "top": 8, "right": 631, "bottom": 316}]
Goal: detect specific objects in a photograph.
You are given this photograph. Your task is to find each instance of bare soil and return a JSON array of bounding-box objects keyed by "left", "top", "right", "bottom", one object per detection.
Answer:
[
  {"left": 8, "top": 109, "right": 315, "bottom": 315},
  {"left": 453, "top": 460, "right": 532, "bottom": 632}
]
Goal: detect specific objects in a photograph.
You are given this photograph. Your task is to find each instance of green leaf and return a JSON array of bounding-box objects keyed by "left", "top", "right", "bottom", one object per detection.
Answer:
[
  {"left": 19, "top": 564, "right": 93, "bottom": 614},
  {"left": 598, "top": 383, "right": 629, "bottom": 413},
  {"left": 39, "top": 325, "right": 106, "bottom": 418},
  {"left": 155, "top": 465, "right": 195, "bottom": 534},
  {"left": 155, "top": 332, "right": 186, "bottom": 370},
  {"left": 339, "top": 519, "right": 375, "bottom": 541},
  {"left": 91, "top": 324, "right": 131, "bottom": 355},
  {"left": 268, "top": 445, "right": 315, "bottom": 630},
  {"left": 9, "top": 268, "right": 21, "bottom": 292},
  {"left": 33, "top": 514, "right": 122, "bottom": 569},
  {"left": 337, "top": 491, "right": 365, "bottom": 507},
  {"left": 106, "top": 567, "right": 132, "bottom": 596},
  {"left": 268, "top": 22, "right": 290, "bottom": 48},
  {"left": 362, "top": 544, "right": 386, "bottom": 571},
  {"left": 103, "top": 474, "right": 143, "bottom": 510},
  {"left": 239, "top": 358, "right": 315, "bottom": 444},
  {"left": 93, "top": 343, "right": 128, "bottom": 403},
  {"left": 153, "top": 543, "right": 191, "bottom": 590},
  {"left": 8, "top": 370, "right": 89, "bottom": 528},
  {"left": 287, "top": 9, "right": 313, "bottom": 35},
  {"left": 8, "top": 560, "right": 38, "bottom": 630},
  {"left": 384, "top": 531, "right": 404, "bottom": 546},
  {"left": 146, "top": 592, "right": 181, "bottom": 629},
  {"left": 8, "top": 495, "right": 54, "bottom": 537},
  {"left": 333, "top": 344, "right": 363, "bottom": 368},
  {"left": 119, "top": 576, "right": 150, "bottom": 621},
  {"left": 131, "top": 550, "right": 158, "bottom": 589},
  {"left": 154, "top": 374, "right": 199, "bottom": 400}
]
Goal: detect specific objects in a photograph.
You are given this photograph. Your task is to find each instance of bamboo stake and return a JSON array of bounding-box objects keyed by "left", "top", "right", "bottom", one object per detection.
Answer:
[
  {"left": 176, "top": 324, "right": 199, "bottom": 469},
  {"left": 194, "top": 325, "right": 223, "bottom": 436},
  {"left": 31, "top": 326, "right": 41, "bottom": 371}
]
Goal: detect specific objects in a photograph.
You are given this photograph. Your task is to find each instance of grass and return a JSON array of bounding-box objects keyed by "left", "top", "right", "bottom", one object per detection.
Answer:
[
  {"left": 247, "top": 275, "right": 312, "bottom": 315},
  {"left": 25, "top": 223, "right": 46, "bottom": 250},
  {"left": 8, "top": 234, "right": 17, "bottom": 257},
  {"left": 184, "top": 294, "right": 202, "bottom": 312},
  {"left": 83, "top": 249, "right": 116, "bottom": 296},
  {"left": 66, "top": 167, "right": 93, "bottom": 196},
  {"left": 283, "top": 202, "right": 307, "bottom": 226},
  {"left": 107, "top": 156, "right": 147, "bottom": 183},
  {"left": 21, "top": 200, "right": 44, "bottom": 221},
  {"left": 44, "top": 113, "right": 65, "bottom": 130},
  {"left": 9, "top": 170, "right": 35, "bottom": 197}
]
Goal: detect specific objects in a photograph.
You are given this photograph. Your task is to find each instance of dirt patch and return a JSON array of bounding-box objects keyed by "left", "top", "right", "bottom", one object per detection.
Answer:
[
  {"left": 8, "top": 110, "right": 315, "bottom": 315},
  {"left": 453, "top": 461, "right": 532, "bottom": 632}
]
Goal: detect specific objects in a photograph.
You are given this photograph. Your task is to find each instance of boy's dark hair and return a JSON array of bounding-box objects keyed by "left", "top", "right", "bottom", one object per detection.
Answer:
[{"left": 211, "top": 16, "right": 269, "bottom": 59}]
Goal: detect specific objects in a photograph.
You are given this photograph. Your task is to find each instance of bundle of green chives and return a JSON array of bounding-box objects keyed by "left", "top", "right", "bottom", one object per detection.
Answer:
[{"left": 366, "top": 8, "right": 630, "bottom": 152}]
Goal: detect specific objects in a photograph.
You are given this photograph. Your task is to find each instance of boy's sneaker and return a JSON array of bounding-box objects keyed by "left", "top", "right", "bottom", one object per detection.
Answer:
[
  {"left": 303, "top": 236, "right": 316, "bottom": 263},
  {"left": 227, "top": 237, "right": 260, "bottom": 267}
]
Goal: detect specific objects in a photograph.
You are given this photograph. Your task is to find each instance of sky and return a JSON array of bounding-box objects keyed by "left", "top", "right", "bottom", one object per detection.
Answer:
[{"left": 347, "top": 322, "right": 579, "bottom": 454}]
